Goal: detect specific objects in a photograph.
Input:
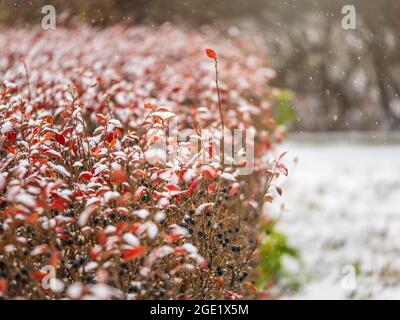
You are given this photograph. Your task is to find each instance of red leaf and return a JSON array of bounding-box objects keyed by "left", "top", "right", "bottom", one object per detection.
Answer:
[
  {"left": 89, "top": 246, "right": 101, "bottom": 260},
  {"left": 166, "top": 233, "right": 183, "bottom": 243},
  {"left": 127, "top": 223, "right": 141, "bottom": 234},
  {"left": 48, "top": 251, "right": 61, "bottom": 267},
  {"left": 202, "top": 168, "right": 216, "bottom": 180},
  {"left": 7, "top": 130, "right": 17, "bottom": 142},
  {"left": 0, "top": 278, "right": 7, "bottom": 294},
  {"left": 26, "top": 212, "right": 39, "bottom": 224},
  {"left": 277, "top": 163, "right": 288, "bottom": 176},
  {"left": 95, "top": 230, "right": 107, "bottom": 246},
  {"left": 205, "top": 48, "right": 217, "bottom": 59},
  {"left": 51, "top": 198, "right": 68, "bottom": 211},
  {"left": 188, "top": 179, "right": 198, "bottom": 196},
  {"left": 245, "top": 281, "right": 258, "bottom": 292},
  {"left": 62, "top": 127, "right": 73, "bottom": 136},
  {"left": 96, "top": 113, "right": 107, "bottom": 122},
  {"left": 32, "top": 270, "right": 47, "bottom": 281},
  {"left": 208, "top": 183, "right": 217, "bottom": 193},
  {"left": 134, "top": 186, "right": 147, "bottom": 201},
  {"left": 105, "top": 132, "right": 114, "bottom": 143},
  {"left": 7, "top": 146, "right": 16, "bottom": 154},
  {"left": 122, "top": 246, "right": 148, "bottom": 261},
  {"left": 116, "top": 221, "right": 129, "bottom": 236},
  {"left": 229, "top": 185, "right": 239, "bottom": 198},
  {"left": 165, "top": 184, "right": 180, "bottom": 191},
  {"left": 79, "top": 171, "right": 93, "bottom": 180},
  {"left": 55, "top": 133, "right": 66, "bottom": 145},
  {"left": 174, "top": 247, "right": 186, "bottom": 256},
  {"left": 144, "top": 103, "right": 156, "bottom": 110},
  {"left": 111, "top": 168, "right": 128, "bottom": 183}
]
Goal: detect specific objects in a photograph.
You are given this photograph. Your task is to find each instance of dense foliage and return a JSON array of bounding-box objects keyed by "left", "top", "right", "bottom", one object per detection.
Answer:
[{"left": 0, "top": 25, "right": 287, "bottom": 299}]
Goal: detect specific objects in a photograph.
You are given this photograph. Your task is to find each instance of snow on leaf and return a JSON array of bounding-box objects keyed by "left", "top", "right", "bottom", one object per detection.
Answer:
[
  {"left": 263, "top": 193, "right": 274, "bottom": 203},
  {"left": 220, "top": 172, "right": 236, "bottom": 182},
  {"left": 31, "top": 245, "right": 49, "bottom": 256},
  {"left": 108, "top": 119, "right": 123, "bottom": 128},
  {"left": 86, "top": 197, "right": 100, "bottom": 207},
  {"left": 73, "top": 161, "right": 83, "bottom": 167},
  {"left": 154, "top": 210, "right": 166, "bottom": 223},
  {"left": 195, "top": 203, "right": 214, "bottom": 215},
  {"left": 15, "top": 192, "right": 37, "bottom": 208},
  {"left": 66, "top": 283, "right": 83, "bottom": 299},
  {"left": 79, "top": 171, "right": 93, "bottom": 180},
  {"left": 78, "top": 205, "right": 98, "bottom": 227},
  {"left": 143, "top": 221, "right": 158, "bottom": 239},
  {"left": 1, "top": 121, "right": 13, "bottom": 133},
  {"left": 123, "top": 233, "right": 140, "bottom": 246},
  {"left": 103, "top": 191, "right": 120, "bottom": 203},
  {"left": 149, "top": 111, "right": 176, "bottom": 121},
  {"left": 49, "top": 163, "right": 71, "bottom": 178},
  {"left": 51, "top": 278, "right": 65, "bottom": 293},
  {"left": 277, "top": 163, "right": 288, "bottom": 176},
  {"left": 134, "top": 209, "right": 150, "bottom": 219},
  {"left": 182, "top": 243, "right": 198, "bottom": 254},
  {"left": 85, "top": 261, "right": 98, "bottom": 272},
  {"left": 43, "top": 149, "right": 62, "bottom": 159}
]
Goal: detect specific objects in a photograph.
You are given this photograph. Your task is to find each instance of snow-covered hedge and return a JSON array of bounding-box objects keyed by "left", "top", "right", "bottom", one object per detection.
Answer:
[{"left": 0, "top": 24, "right": 287, "bottom": 299}]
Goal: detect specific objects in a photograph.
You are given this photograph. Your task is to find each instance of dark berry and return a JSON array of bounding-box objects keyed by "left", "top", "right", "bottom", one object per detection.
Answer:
[
  {"left": 84, "top": 275, "right": 95, "bottom": 284},
  {"left": 129, "top": 285, "right": 139, "bottom": 293},
  {"left": 180, "top": 222, "right": 187, "bottom": 228}
]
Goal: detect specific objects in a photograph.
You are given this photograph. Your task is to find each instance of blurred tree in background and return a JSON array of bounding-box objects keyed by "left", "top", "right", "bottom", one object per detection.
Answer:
[{"left": 1, "top": 0, "right": 399, "bottom": 131}]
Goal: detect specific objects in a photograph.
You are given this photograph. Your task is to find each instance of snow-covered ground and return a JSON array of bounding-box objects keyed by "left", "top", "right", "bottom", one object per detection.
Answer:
[{"left": 272, "top": 134, "right": 400, "bottom": 299}]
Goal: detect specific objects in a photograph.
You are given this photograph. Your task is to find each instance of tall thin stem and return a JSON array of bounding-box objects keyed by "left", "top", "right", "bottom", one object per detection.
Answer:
[{"left": 214, "top": 58, "right": 225, "bottom": 168}]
